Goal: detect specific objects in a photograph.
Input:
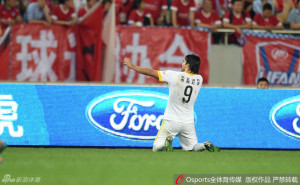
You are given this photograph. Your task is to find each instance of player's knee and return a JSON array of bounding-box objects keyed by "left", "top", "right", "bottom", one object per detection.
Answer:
[{"left": 153, "top": 142, "right": 164, "bottom": 152}]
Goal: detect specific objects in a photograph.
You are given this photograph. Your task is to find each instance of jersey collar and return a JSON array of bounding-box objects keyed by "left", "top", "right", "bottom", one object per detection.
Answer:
[{"left": 185, "top": 72, "right": 196, "bottom": 76}]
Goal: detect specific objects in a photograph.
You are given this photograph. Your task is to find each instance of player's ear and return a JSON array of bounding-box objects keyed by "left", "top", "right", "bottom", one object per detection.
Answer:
[{"left": 186, "top": 63, "right": 190, "bottom": 70}]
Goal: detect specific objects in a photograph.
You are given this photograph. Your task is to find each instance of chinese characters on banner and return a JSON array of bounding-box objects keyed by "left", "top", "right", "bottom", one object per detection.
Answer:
[
  {"left": 10, "top": 25, "right": 76, "bottom": 81},
  {"left": 243, "top": 31, "right": 300, "bottom": 86},
  {"left": 115, "top": 27, "right": 211, "bottom": 84},
  {"left": 0, "top": 2, "right": 104, "bottom": 82}
]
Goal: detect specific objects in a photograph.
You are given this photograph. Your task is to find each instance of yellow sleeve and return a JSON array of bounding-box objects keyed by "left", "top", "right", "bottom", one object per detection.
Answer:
[{"left": 157, "top": 71, "right": 162, "bottom": 82}]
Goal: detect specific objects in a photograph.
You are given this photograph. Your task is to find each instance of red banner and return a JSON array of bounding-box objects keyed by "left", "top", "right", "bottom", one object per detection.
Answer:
[
  {"left": 115, "top": 27, "right": 210, "bottom": 84},
  {"left": 10, "top": 24, "right": 76, "bottom": 81},
  {"left": 243, "top": 32, "right": 300, "bottom": 86},
  {"left": 5, "top": 3, "right": 104, "bottom": 82}
]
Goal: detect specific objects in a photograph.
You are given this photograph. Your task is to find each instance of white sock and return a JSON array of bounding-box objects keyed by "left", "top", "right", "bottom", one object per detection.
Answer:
[
  {"left": 152, "top": 142, "right": 165, "bottom": 152},
  {"left": 193, "top": 143, "right": 205, "bottom": 152}
]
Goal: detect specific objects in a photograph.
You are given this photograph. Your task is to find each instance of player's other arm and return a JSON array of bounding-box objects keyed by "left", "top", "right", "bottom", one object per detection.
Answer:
[{"left": 123, "top": 58, "right": 159, "bottom": 79}]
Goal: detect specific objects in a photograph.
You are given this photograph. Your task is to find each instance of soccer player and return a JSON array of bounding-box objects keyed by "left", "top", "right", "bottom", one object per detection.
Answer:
[
  {"left": 123, "top": 55, "right": 220, "bottom": 152},
  {"left": 252, "top": 3, "right": 283, "bottom": 31},
  {"left": 0, "top": 140, "right": 7, "bottom": 163},
  {"left": 0, "top": 0, "right": 22, "bottom": 33},
  {"left": 51, "top": 0, "right": 77, "bottom": 26},
  {"left": 257, "top": 77, "right": 269, "bottom": 89}
]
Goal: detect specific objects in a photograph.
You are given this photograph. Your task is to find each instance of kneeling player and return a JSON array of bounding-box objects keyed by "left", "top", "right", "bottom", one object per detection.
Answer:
[{"left": 123, "top": 54, "right": 220, "bottom": 152}]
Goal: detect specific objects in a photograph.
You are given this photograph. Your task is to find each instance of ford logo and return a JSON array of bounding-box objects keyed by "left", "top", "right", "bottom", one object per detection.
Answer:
[
  {"left": 86, "top": 91, "right": 168, "bottom": 140},
  {"left": 270, "top": 96, "right": 300, "bottom": 140}
]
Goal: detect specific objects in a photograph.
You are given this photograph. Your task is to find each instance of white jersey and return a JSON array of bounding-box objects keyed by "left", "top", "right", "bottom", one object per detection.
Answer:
[{"left": 158, "top": 70, "right": 203, "bottom": 123}]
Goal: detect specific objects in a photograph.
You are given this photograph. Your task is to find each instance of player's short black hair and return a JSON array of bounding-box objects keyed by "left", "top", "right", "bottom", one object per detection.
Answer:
[
  {"left": 132, "top": 0, "right": 143, "bottom": 9},
  {"left": 185, "top": 54, "right": 200, "bottom": 74},
  {"left": 232, "top": 0, "right": 242, "bottom": 5},
  {"left": 263, "top": 3, "right": 272, "bottom": 11},
  {"left": 257, "top": 77, "right": 269, "bottom": 85}
]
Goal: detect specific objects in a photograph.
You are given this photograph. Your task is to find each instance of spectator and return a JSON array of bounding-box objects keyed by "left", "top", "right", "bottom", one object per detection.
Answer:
[
  {"left": 77, "top": 0, "right": 97, "bottom": 18},
  {"left": 102, "top": 0, "right": 112, "bottom": 13},
  {"left": 171, "top": 0, "right": 196, "bottom": 28},
  {"left": 24, "top": 0, "right": 51, "bottom": 26},
  {"left": 128, "top": 0, "right": 154, "bottom": 26},
  {"left": 0, "top": 0, "right": 22, "bottom": 32},
  {"left": 195, "top": 0, "right": 204, "bottom": 10},
  {"left": 116, "top": 0, "right": 133, "bottom": 24},
  {"left": 17, "top": 0, "right": 26, "bottom": 17},
  {"left": 29, "top": 0, "right": 53, "bottom": 11},
  {"left": 223, "top": 0, "right": 252, "bottom": 27},
  {"left": 257, "top": 77, "right": 269, "bottom": 89},
  {"left": 223, "top": 0, "right": 252, "bottom": 43},
  {"left": 274, "top": 0, "right": 294, "bottom": 23},
  {"left": 288, "top": 0, "right": 300, "bottom": 29},
  {"left": 253, "top": 0, "right": 275, "bottom": 14},
  {"left": 144, "top": 0, "right": 168, "bottom": 25},
  {"left": 293, "top": 0, "right": 297, "bottom": 6},
  {"left": 244, "top": 0, "right": 255, "bottom": 18},
  {"left": 252, "top": 3, "right": 283, "bottom": 30},
  {"left": 195, "top": 0, "right": 221, "bottom": 31},
  {"left": 51, "top": 0, "right": 77, "bottom": 26},
  {"left": 212, "top": 0, "right": 231, "bottom": 17}
]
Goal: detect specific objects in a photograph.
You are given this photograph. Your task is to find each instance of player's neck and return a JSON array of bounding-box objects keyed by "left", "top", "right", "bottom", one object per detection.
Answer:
[{"left": 184, "top": 69, "right": 193, "bottom": 74}]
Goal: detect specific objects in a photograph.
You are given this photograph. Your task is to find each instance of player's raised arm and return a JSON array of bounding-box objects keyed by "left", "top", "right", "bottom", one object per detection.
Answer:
[{"left": 123, "top": 58, "right": 159, "bottom": 80}]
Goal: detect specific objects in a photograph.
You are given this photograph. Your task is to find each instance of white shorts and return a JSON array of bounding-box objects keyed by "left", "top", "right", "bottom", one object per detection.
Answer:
[{"left": 153, "top": 119, "right": 198, "bottom": 151}]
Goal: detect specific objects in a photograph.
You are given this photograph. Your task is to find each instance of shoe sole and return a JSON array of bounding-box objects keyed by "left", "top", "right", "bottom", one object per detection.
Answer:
[{"left": 204, "top": 141, "right": 221, "bottom": 152}]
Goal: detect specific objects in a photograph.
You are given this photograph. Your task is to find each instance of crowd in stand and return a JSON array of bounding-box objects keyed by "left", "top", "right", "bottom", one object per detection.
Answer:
[{"left": 1, "top": 0, "right": 300, "bottom": 41}]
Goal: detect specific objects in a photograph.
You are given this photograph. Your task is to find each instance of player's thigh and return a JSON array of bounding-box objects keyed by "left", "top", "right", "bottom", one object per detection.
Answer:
[
  {"left": 153, "top": 119, "right": 180, "bottom": 145},
  {"left": 178, "top": 123, "right": 198, "bottom": 151}
]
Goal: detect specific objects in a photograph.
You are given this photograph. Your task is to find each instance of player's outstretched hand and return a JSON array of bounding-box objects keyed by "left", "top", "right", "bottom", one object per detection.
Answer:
[{"left": 124, "top": 58, "right": 134, "bottom": 69}]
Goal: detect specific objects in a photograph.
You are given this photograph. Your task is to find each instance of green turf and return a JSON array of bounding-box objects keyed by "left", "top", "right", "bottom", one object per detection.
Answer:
[{"left": 0, "top": 148, "right": 300, "bottom": 185}]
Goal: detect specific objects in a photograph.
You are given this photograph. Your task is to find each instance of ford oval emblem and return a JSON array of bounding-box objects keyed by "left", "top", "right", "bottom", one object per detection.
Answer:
[
  {"left": 86, "top": 91, "right": 168, "bottom": 140},
  {"left": 270, "top": 96, "right": 300, "bottom": 140}
]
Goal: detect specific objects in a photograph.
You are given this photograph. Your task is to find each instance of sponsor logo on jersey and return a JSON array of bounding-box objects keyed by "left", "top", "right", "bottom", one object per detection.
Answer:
[{"left": 270, "top": 95, "right": 300, "bottom": 140}]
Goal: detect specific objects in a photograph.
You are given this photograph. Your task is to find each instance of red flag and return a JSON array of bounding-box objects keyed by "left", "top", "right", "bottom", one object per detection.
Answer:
[
  {"left": 243, "top": 32, "right": 300, "bottom": 86},
  {"left": 76, "top": 3, "right": 105, "bottom": 81},
  {"left": 0, "top": 27, "right": 11, "bottom": 80}
]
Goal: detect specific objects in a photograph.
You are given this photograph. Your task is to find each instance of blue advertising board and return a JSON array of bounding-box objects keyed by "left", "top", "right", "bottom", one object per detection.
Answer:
[{"left": 0, "top": 84, "right": 300, "bottom": 149}]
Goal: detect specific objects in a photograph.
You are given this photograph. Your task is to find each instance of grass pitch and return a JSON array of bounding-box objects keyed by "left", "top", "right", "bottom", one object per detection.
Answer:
[{"left": 0, "top": 147, "right": 300, "bottom": 185}]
